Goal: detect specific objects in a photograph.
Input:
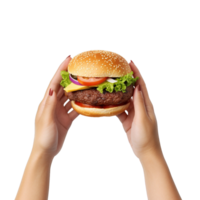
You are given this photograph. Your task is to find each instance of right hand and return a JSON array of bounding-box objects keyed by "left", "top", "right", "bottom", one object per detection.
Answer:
[
  {"left": 33, "top": 56, "right": 79, "bottom": 160},
  {"left": 117, "top": 61, "right": 162, "bottom": 160}
]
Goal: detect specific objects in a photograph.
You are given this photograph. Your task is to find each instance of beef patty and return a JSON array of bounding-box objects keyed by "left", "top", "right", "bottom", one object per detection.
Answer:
[{"left": 65, "top": 84, "right": 133, "bottom": 106}]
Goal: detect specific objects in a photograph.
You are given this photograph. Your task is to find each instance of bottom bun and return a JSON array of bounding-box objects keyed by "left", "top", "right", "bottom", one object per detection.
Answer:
[{"left": 71, "top": 101, "right": 130, "bottom": 117}]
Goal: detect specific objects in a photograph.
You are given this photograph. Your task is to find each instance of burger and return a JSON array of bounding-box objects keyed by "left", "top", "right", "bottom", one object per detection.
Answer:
[{"left": 60, "top": 50, "right": 139, "bottom": 117}]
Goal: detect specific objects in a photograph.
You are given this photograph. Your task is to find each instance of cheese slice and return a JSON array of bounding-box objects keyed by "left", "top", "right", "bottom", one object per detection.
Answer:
[{"left": 64, "top": 83, "right": 97, "bottom": 93}]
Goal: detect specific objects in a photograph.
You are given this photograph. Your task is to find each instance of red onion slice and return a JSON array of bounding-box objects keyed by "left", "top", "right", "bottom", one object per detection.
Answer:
[{"left": 69, "top": 74, "right": 83, "bottom": 86}]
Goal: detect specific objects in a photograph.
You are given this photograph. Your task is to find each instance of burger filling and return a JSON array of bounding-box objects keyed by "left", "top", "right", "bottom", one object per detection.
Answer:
[
  {"left": 60, "top": 71, "right": 138, "bottom": 108},
  {"left": 65, "top": 85, "right": 133, "bottom": 106}
]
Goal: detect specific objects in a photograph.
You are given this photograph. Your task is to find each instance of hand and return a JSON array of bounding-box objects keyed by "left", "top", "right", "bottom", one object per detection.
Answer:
[
  {"left": 117, "top": 61, "right": 161, "bottom": 159},
  {"left": 33, "top": 56, "right": 79, "bottom": 159}
]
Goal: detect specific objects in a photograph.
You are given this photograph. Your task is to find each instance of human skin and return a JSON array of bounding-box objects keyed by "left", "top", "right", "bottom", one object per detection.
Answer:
[
  {"left": 16, "top": 58, "right": 181, "bottom": 200},
  {"left": 117, "top": 61, "right": 182, "bottom": 200},
  {"left": 15, "top": 56, "right": 79, "bottom": 200}
]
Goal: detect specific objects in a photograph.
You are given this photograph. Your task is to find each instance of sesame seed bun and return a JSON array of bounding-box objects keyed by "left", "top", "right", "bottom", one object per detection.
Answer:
[
  {"left": 68, "top": 50, "right": 131, "bottom": 77},
  {"left": 68, "top": 50, "right": 132, "bottom": 117}
]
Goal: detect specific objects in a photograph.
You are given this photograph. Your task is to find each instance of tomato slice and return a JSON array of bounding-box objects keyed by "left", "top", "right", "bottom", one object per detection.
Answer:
[
  {"left": 77, "top": 76, "right": 107, "bottom": 86},
  {"left": 75, "top": 101, "right": 130, "bottom": 109},
  {"left": 75, "top": 101, "right": 102, "bottom": 108}
]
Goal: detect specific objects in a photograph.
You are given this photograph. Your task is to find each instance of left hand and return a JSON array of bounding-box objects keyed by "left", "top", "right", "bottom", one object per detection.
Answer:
[{"left": 33, "top": 56, "right": 79, "bottom": 160}]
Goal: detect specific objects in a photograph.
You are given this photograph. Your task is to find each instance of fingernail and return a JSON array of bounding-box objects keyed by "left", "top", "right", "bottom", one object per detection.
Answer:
[
  {"left": 66, "top": 55, "right": 71, "bottom": 59},
  {"left": 65, "top": 54, "right": 72, "bottom": 58},
  {"left": 49, "top": 88, "right": 53, "bottom": 96},
  {"left": 129, "top": 59, "right": 136, "bottom": 63}
]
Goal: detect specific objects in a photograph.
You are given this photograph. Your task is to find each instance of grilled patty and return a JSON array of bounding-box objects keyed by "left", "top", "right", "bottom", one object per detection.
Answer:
[{"left": 65, "top": 84, "right": 133, "bottom": 106}]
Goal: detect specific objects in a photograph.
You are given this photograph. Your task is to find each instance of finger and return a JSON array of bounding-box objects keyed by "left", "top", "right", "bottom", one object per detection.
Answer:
[
  {"left": 57, "top": 86, "right": 64, "bottom": 100},
  {"left": 69, "top": 109, "right": 80, "bottom": 122},
  {"left": 115, "top": 112, "right": 128, "bottom": 126},
  {"left": 117, "top": 110, "right": 132, "bottom": 142},
  {"left": 129, "top": 61, "right": 154, "bottom": 115},
  {"left": 115, "top": 90, "right": 135, "bottom": 133},
  {"left": 64, "top": 101, "right": 80, "bottom": 122},
  {"left": 44, "top": 57, "right": 71, "bottom": 101},
  {"left": 127, "top": 99, "right": 134, "bottom": 113},
  {"left": 34, "top": 56, "right": 71, "bottom": 121},
  {"left": 48, "top": 57, "right": 72, "bottom": 93},
  {"left": 60, "top": 95, "right": 69, "bottom": 105}
]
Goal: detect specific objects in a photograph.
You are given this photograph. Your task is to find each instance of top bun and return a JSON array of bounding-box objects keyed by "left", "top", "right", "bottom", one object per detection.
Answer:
[{"left": 68, "top": 50, "right": 131, "bottom": 77}]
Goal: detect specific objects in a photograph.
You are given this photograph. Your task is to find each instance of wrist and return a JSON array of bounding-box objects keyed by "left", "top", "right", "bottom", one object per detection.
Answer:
[
  {"left": 31, "top": 138, "right": 57, "bottom": 163},
  {"left": 30, "top": 148, "right": 54, "bottom": 167},
  {"left": 16, "top": 146, "right": 52, "bottom": 200},
  {"left": 137, "top": 147, "right": 182, "bottom": 200},
  {"left": 139, "top": 147, "right": 164, "bottom": 168}
]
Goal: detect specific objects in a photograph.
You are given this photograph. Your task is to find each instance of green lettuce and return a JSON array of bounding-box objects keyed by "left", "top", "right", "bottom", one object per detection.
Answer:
[
  {"left": 60, "top": 71, "right": 139, "bottom": 94},
  {"left": 97, "top": 72, "right": 139, "bottom": 93},
  {"left": 60, "top": 71, "right": 71, "bottom": 87}
]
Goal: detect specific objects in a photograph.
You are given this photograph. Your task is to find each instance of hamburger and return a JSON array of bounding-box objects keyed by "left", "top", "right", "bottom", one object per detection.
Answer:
[{"left": 60, "top": 50, "right": 139, "bottom": 117}]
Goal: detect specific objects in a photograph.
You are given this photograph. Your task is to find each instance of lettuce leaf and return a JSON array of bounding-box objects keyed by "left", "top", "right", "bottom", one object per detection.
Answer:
[
  {"left": 60, "top": 70, "right": 139, "bottom": 94},
  {"left": 60, "top": 71, "right": 71, "bottom": 87},
  {"left": 97, "top": 72, "right": 139, "bottom": 93}
]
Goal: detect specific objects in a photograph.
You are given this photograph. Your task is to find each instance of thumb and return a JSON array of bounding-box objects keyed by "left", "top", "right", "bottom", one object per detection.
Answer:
[
  {"left": 43, "top": 89, "right": 57, "bottom": 117},
  {"left": 133, "top": 85, "right": 147, "bottom": 118}
]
